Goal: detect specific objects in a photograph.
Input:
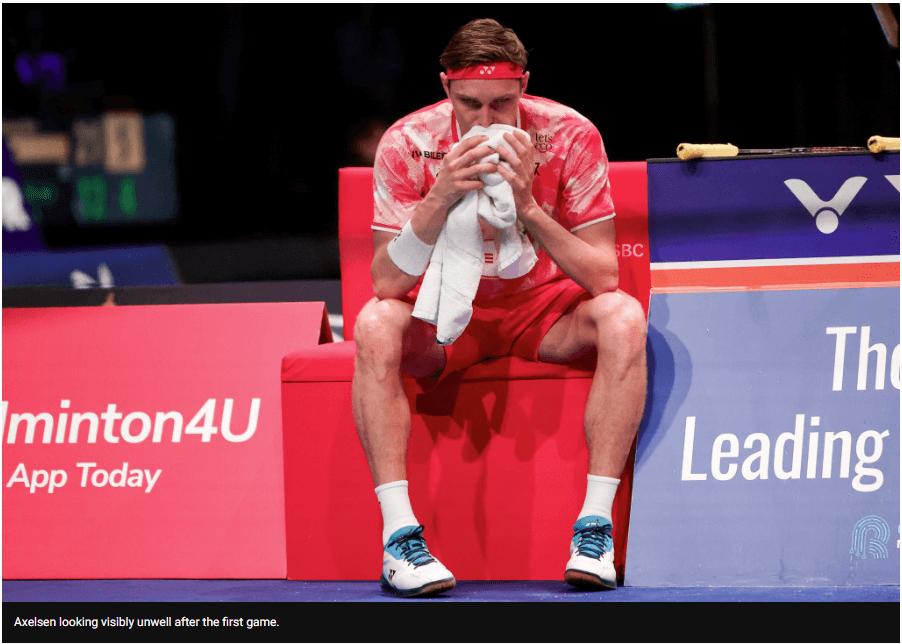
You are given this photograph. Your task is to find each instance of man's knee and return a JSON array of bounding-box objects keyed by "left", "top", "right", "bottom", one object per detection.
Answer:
[
  {"left": 355, "top": 298, "right": 443, "bottom": 378},
  {"left": 583, "top": 292, "right": 647, "bottom": 358},
  {"left": 355, "top": 298, "right": 413, "bottom": 353}
]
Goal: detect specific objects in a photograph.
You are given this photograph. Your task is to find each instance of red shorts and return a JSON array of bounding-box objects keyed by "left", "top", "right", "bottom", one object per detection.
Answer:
[{"left": 406, "top": 276, "right": 590, "bottom": 381}]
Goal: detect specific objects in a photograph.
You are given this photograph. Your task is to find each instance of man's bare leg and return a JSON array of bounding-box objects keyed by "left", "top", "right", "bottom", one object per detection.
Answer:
[
  {"left": 583, "top": 317, "right": 647, "bottom": 480},
  {"left": 351, "top": 297, "right": 455, "bottom": 597},
  {"left": 538, "top": 289, "right": 647, "bottom": 590},
  {"left": 352, "top": 297, "right": 445, "bottom": 487},
  {"left": 538, "top": 289, "right": 647, "bottom": 479}
]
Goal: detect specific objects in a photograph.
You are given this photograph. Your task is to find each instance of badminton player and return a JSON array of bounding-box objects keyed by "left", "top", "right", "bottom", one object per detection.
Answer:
[{"left": 352, "top": 18, "right": 647, "bottom": 596}]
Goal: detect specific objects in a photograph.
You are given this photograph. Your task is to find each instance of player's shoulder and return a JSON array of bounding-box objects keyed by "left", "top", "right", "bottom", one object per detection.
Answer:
[
  {"left": 520, "top": 94, "right": 598, "bottom": 133},
  {"left": 520, "top": 94, "right": 592, "bottom": 125},
  {"left": 382, "top": 99, "right": 454, "bottom": 146}
]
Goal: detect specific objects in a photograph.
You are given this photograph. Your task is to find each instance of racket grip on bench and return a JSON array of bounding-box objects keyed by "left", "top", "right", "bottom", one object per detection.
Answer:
[
  {"left": 676, "top": 143, "right": 739, "bottom": 160},
  {"left": 867, "top": 136, "right": 900, "bottom": 153}
]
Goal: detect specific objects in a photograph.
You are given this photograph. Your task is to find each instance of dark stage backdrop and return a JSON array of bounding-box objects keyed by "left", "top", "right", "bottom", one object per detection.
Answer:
[{"left": 3, "top": 4, "right": 898, "bottom": 249}]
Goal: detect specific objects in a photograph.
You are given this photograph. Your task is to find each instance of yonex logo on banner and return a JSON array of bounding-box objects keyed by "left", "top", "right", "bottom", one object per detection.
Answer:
[
  {"left": 850, "top": 515, "right": 894, "bottom": 559},
  {"left": 783, "top": 177, "right": 867, "bottom": 234}
]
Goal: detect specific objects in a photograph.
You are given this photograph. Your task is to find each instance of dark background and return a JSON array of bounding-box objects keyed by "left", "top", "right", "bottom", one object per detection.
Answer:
[{"left": 3, "top": 3, "right": 899, "bottom": 280}]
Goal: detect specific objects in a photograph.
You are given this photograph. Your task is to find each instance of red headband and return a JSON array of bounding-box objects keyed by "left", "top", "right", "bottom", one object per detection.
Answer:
[{"left": 445, "top": 62, "right": 524, "bottom": 80}]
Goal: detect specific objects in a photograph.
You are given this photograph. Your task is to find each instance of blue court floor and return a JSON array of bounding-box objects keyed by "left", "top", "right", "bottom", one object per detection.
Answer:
[{"left": 4, "top": 579, "right": 898, "bottom": 602}]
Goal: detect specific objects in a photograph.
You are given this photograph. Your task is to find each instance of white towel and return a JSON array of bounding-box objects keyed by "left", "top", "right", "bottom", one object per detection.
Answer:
[{"left": 412, "top": 124, "right": 538, "bottom": 345}]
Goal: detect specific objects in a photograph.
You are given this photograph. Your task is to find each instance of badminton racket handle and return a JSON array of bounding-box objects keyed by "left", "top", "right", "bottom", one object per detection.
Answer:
[
  {"left": 867, "top": 136, "right": 900, "bottom": 153},
  {"left": 676, "top": 143, "right": 739, "bottom": 160}
]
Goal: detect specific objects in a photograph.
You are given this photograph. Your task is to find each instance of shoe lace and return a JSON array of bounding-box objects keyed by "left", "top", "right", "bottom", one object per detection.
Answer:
[
  {"left": 387, "top": 526, "right": 436, "bottom": 568},
  {"left": 574, "top": 523, "right": 613, "bottom": 560}
]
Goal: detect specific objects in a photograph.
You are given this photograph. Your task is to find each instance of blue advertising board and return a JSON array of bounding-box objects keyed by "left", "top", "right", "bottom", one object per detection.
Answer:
[
  {"left": 2, "top": 246, "right": 179, "bottom": 288},
  {"left": 628, "top": 287, "right": 899, "bottom": 586},
  {"left": 648, "top": 153, "right": 900, "bottom": 265}
]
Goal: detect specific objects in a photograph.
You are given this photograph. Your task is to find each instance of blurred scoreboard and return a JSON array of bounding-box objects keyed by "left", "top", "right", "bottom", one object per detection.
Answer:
[{"left": 4, "top": 112, "right": 178, "bottom": 226}]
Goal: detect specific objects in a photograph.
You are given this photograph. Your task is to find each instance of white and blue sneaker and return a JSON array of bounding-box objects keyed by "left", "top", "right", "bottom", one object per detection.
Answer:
[
  {"left": 564, "top": 516, "right": 617, "bottom": 590},
  {"left": 380, "top": 525, "right": 456, "bottom": 597}
]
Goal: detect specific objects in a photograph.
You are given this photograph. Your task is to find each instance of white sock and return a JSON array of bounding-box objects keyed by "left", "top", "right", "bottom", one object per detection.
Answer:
[
  {"left": 577, "top": 475, "right": 620, "bottom": 522},
  {"left": 375, "top": 480, "right": 419, "bottom": 546}
]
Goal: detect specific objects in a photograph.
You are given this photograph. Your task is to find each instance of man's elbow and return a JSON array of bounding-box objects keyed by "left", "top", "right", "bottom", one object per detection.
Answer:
[
  {"left": 371, "top": 272, "right": 393, "bottom": 301},
  {"left": 372, "top": 282, "right": 398, "bottom": 301},
  {"left": 590, "top": 273, "right": 620, "bottom": 297},
  {"left": 588, "top": 257, "right": 619, "bottom": 297},
  {"left": 371, "top": 272, "right": 409, "bottom": 302}
]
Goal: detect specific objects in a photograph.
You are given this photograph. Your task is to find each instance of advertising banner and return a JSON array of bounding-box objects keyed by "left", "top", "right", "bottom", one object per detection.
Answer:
[
  {"left": 3, "top": 244, "right": 180, "bottom": 288},
  {"left": 648, "top": 153, "right": 899, "bottom": 264},
  {"left": 3, "top": 302, "right": 330, "bottom": 578},
  {"left": 627, "top": 287, "right": 899, "bottom": 586}
]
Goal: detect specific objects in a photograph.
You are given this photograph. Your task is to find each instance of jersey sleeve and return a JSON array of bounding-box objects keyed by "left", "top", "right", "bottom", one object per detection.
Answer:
[
  {"left": 559, "top": 122, "right": 616, "bottom": 232},
  {"left": 372, "top": 125, "right": 425, "bottom": 233}
]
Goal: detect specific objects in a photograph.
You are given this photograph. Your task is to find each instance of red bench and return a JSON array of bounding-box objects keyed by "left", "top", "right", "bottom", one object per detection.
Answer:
[{"left": 282, "top": 163, "right": 649, "bottom": 582}]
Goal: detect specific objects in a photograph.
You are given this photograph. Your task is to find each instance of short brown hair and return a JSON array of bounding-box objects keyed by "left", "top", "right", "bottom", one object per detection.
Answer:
[{"left": 439, "top": 19, "right": 528, "bottom": 72}]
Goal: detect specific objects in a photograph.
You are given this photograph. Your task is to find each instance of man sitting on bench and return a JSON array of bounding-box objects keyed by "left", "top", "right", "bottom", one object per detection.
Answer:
[{"left": 352, "top": 18, "right": 648, "bottom": 597}]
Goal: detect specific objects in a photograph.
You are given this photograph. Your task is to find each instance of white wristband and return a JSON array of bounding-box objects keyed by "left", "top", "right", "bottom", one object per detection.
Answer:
[{"left": 387, "top": 221, "right": 435, "bottom": 276}]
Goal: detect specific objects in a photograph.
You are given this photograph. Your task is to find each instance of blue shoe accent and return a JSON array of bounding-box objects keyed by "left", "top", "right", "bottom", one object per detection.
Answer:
[
  {"left": 571, "top": 516, "right": 613, "bottom": 559},
  {"left": 384, "top": 525, "right": 436, "bottom": 568}
]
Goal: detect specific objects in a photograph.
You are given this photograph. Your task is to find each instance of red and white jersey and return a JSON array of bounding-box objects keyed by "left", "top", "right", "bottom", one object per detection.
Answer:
[{"left": 373, "top": 94, "right": 615, "bottom": 301}]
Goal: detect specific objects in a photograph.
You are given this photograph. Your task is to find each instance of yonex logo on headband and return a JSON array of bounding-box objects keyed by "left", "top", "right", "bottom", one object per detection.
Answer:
[{"left": 445, "top": 62, "right": 524, "bottom": 80}]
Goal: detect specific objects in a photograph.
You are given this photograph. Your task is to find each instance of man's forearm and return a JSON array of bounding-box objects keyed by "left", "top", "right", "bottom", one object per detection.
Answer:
[
  {"left": 519, "top": 204, "right": 618, "bottom": 297},
  {"left": 371, "top": 195, "right": 451, "bottom": 301},
  {"left": 408, "top": 191, "right": 453, "bottom": 245},
  {"left": 371, "top": 243, "right": 422, "bottom": 301}
]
